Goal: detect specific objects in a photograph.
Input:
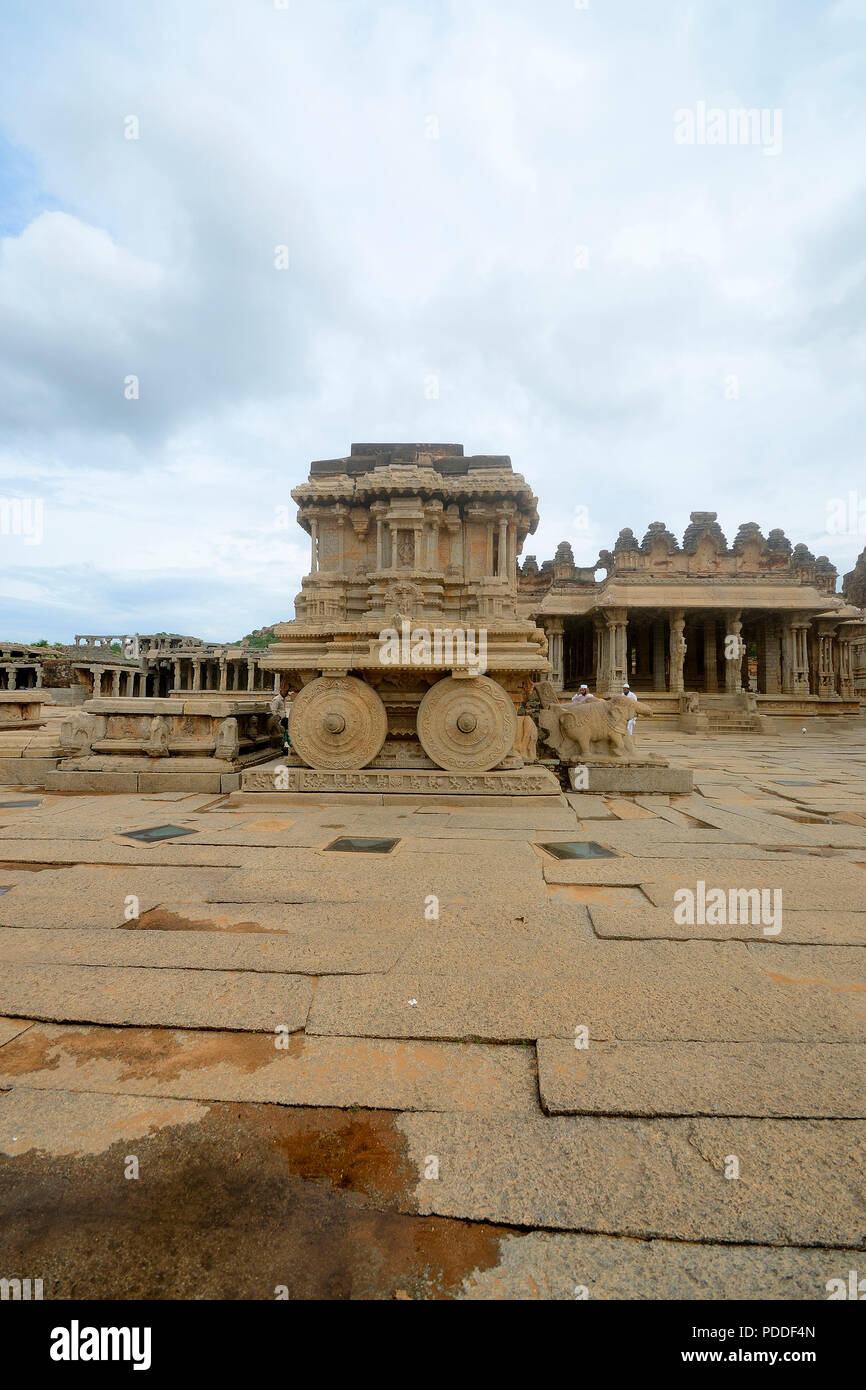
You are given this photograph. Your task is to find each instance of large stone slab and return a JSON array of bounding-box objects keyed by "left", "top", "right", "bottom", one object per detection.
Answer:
[
  {"left": 0, "top": 840, "right": 251, "bottom": 867},
  {"left": 565, "top": 794, "right": 617, "bottom": 818},
  {"left": 0, "top": 1086, "right": 207, "bottom": 1157},
  {"left": 579, "top": 764, "right": 693, "bottom": 794},
  {"left": 536, "top": 1039, "right": 866, "bottom": 1117},
  {"left": 43, "top": 770, "right": 141, "bottom": 792},
  {"left": 306, "top": 933, "right": 866, "bottom": 1042},
  {"left": 397, "top": 1112, "right": 866, "bottom": 1246},
  {"left": 0, "top": 866, "right": 236, "bottom": 929},
  {"left": 0, "top": 923, "right": 412, "bottom": 975},
  {"left": 588, "top": 906, "right": 866, "bottom": 945},
  {"left": 0, "top": 1023, "right": 539, "bottom": 1115},
  {"left": 0, "top": 963, "right": 313, "bottom": 1032},
  {"left": 0, "top": 757, "right": 60, "bottom": 785},
  {"left": 215, "top": 847, "right": 549, "bottom": 908},
  {"left": 459, "top": 1230, "right": 855, "bottom": 1301},
  {"left": 543, "top": 857, "right": 866, "bottom": 912},
  {"left": 747, "top": 943, "right": 866, "bottom": 991},
  {"left": 0, "top": 1015, "right": 34, "bottom": 1047}
]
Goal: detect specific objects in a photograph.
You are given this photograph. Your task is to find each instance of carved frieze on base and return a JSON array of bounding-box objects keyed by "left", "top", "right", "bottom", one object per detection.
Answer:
[{"left": 241, "top": 763, "right": 561, "bottom": 795}]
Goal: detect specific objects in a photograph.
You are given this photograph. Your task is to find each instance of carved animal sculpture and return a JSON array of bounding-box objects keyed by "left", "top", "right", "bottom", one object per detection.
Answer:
[
  {"left": 513, "top": 714, "right": 539, "bottom": 764},
  {"left": 214, "top": 716, "right": 239, "bottom": 762},
  {"left": 540, "top": 695, "right": 653, "bottom": 760},
  {"left": 147, "top": 714, "right": 170, "bottom": 757},
  {"left": 59, "top": 711, "right": 103, "bottom": 756}
]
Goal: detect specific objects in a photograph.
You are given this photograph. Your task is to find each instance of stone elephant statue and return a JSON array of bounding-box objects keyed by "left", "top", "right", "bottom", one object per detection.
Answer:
[{"left": 539, "top": 695, "right": 653, "bottom": 760}]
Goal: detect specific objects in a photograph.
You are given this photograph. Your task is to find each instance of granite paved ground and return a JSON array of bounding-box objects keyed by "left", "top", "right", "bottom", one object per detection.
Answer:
[{"left": 0, "top": 722, "right": 864, "bottom": 1299}]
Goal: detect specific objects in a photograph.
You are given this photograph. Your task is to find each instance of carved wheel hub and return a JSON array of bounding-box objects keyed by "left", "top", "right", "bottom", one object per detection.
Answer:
[
  {"left": 289, "top": 676, "right": 387, "bottom": 770},
  {"left": 416, "top": 675, "right": 518, "bottom": 772}
]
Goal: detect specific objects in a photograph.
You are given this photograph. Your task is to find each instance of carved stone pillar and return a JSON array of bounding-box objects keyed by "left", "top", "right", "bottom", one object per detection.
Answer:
[
  {"left": 790, "top": 618, "right": 811, "bottom": 695},
  {"left": 781, "top": 622, "right": 795, "bottom": 694},
  {"left": 725, "top": 612, "right": 743, "bottom": 694},
  {"left": 815, "top": 623, "right": 838, "bottom": 698},
  {"left": 219, "top": 659, "right": 228, "bottom": 692},
  {"left": 546, "top": 617, "right": 565, "bottom": 689},
  {"left": 652, "top": 619, "right": 666, "bottom": 691},
  {"left": 703, "top": 617, "right": 718, "bottom": 692},
  {"left": 310, "top": 517, "right": 318, "bottom": 573},
  {"left": 669, "top": 610, "right": 686, "bottom": 695},
  {"left": 603, "top": 609, "right": 628, "bottom": 695},
  {"left": 591, "top": 618, "right": 603, "bottom": 691},
  {"left": 192, "top": 660, "right": 201, "bottom": 692},
  {"left": 617, "top": 618, "right": 629, "bottom": 688},
  {"left": 758, "top": 619, "right": 781, "bottom": 695},
  {"left": 247, "top": 660, "right": 255, "bottom": 692},
  {"left": 838, "top": 637, "right": 853, "bottom": 697},
  {"left": 334, "top": 505, "right": 347, "bottom": 572}
]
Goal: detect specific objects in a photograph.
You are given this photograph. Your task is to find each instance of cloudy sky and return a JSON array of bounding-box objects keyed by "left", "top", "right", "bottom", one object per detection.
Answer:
[{"left": 1, "top": 0, "right": 864, "bottom": 642}]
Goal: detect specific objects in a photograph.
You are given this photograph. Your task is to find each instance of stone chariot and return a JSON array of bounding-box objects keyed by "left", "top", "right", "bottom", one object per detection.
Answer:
[{"left": 258, "top": 444, "right": 558, "bottom": 792}]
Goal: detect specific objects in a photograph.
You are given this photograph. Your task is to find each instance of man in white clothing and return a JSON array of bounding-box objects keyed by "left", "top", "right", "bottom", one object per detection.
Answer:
[
  {"left": 570, "top": 683, "right": 594, "bottom": 705},
  {"left": 622, "top": 683, "right": 638, "bottom": 736}
]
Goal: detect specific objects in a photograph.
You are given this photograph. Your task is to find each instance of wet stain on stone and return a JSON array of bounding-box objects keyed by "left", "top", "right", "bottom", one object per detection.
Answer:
[
  {"left": 268, "top": 1107, "right": 415, "bottom": 1204},
  {"left": 0, "top": 1102, "right": 509, "bottom": 1299},
  {"left": 761, "top": 969, "right": 866, "bottom": 993},
  {"left": 0, "top": 1025, "right": 280, "bottom": 1083},
  {"left": 125, "top": 909, "right": 268, "bottom": 934}
]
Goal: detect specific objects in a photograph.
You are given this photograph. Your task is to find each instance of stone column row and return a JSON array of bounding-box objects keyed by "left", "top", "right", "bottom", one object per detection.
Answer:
[
  {"left": 530, "top": 609, "right": 859, "bottom": 701},
  {"left": 545, "top": 618, "right": 564, "bottom": 688},
  {"left": 782, "top": 618, "right": 811, "bottom": 696}
]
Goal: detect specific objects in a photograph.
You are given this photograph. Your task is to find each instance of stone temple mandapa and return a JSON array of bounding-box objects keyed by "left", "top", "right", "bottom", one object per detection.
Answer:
[{"left": 520, "top": 515, "right": 864, "bottom": 726}]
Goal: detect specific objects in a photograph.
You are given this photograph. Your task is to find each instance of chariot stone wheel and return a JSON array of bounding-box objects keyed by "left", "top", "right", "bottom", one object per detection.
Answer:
[
  {"left": 289, "top": 676, "right": 387, "bottom": 770},
  {"left": 416, "top": 675, "right": 518, "bottom": 772}
]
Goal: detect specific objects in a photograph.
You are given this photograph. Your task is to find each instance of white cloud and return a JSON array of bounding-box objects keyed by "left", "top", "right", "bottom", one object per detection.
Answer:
[{"left": 0, "top": 0, "right": 864, "bottom": 639}]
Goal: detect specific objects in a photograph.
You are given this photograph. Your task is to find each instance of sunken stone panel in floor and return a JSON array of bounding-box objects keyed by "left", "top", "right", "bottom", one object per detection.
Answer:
[{"left": 535, "top": 1039, "right": 866, "bottom": 1118}]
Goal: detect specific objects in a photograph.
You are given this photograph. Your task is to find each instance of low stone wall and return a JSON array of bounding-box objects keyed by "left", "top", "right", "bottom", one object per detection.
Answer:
[
  {"left": 46, "top": 696, "right": 281, "bottom": 793},
  {"left": 0, "top": 692, "right": 43, "bottom": 728},
  {"left": 41, "top": 686, "right": 89, "bottom": 707}
]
